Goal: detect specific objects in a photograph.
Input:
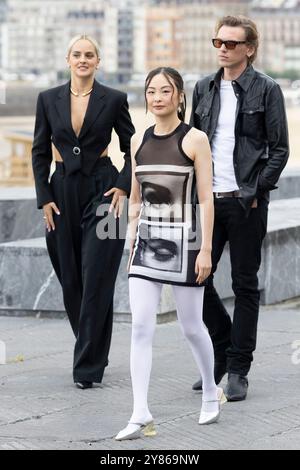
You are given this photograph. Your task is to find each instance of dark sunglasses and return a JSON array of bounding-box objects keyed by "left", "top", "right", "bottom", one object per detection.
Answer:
[{"left": 212, "top": 38, "right": 246, "bottom": 50}]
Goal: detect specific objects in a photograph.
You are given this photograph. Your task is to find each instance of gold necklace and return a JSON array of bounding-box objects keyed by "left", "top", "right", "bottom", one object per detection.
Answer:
[{"left": 70, "top": 87, "right": 93, "bottom": 97}]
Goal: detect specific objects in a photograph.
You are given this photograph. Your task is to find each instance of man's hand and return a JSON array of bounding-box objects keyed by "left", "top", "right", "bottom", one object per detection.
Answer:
[
  {"left": 251, "top": 198, "right": 258, "bottom": 209},
  {"left": 104, "top": 187, "right": 127, "bottom": 218}
]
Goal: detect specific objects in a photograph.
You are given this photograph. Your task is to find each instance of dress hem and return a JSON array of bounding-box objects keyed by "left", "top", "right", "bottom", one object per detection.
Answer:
[{"left": 128, "top": 273, "right": 207, "bottom": 287}]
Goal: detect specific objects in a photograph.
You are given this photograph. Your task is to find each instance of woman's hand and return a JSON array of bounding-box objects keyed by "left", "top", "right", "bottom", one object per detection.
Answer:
[
  {"left": 104, "top": 187, "right": 127, "bottom": 218},
  {"left": 195, "top": 249, "right": 212, "bottom": 285},
  {"left": 43, "top": 202, "right": 60, "bottom": 231}
]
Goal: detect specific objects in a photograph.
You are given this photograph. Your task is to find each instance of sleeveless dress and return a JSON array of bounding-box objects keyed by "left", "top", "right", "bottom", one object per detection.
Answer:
[{"left": 129, "top": 121, "right": 206, "bottom": 287}]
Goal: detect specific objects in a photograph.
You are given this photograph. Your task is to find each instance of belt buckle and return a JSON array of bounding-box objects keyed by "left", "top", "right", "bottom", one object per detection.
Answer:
[{"left": 215, "top": 192, "right": 223, "bottom": 199}]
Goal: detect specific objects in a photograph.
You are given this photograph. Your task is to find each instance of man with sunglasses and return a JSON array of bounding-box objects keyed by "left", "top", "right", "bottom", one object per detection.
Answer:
[{"left": 190, "top": 15, "right": 289, "bottom": 401}]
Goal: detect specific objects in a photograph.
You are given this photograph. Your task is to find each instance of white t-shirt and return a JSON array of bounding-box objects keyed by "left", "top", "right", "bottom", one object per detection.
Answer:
[{"left": 211, "top": 79, "right": 239, "bottom": 192}]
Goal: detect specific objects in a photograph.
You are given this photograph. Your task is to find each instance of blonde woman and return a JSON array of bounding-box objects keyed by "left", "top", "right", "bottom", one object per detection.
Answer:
[{"left": 32, "top": 35, "right": 135, "bottom": 389}]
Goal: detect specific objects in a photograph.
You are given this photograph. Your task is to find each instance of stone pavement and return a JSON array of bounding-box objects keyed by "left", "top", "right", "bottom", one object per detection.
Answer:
[{"left": 0, "top": 300, "right": 300, "bottom": 451}]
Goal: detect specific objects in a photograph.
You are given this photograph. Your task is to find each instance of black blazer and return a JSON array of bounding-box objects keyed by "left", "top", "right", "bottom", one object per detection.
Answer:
[{"left": 32, "top": 79, "right": 135, "bottom": 209}]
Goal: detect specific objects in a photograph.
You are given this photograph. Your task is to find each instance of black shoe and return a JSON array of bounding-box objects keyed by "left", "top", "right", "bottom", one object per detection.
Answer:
[
  {"left": 75, "top": 381, "right": 93, "bottom": 390},
  {"left": 225, "top": 373, "right": 248, "bottom": 401},
  {"left": 192, "top": 361, "right": 227, "bottom": 391}
]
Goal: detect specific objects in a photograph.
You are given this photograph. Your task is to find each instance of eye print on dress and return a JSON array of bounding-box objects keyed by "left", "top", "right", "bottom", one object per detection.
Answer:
[
  {"left": 143, "top": 238, "right": 178, "bottom": 263},
  {"left": 142, "top": 182, "right": 173, "bottom": 210},
  {"left": 134, "top": 224, "right": 183, "bottom": 273}
]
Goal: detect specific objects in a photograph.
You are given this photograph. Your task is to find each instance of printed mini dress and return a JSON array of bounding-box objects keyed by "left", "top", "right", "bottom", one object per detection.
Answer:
[{"left": 128, "top": 121, "right": 206, "bottom": 287}]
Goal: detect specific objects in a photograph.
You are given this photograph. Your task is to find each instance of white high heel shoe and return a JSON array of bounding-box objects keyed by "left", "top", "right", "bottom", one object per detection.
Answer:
[
  {"left": 199, "top": 387, "right": 227, "bottom": 425},
  {"left": 115, "top": 420, "right": 156, "bottom": 441}
]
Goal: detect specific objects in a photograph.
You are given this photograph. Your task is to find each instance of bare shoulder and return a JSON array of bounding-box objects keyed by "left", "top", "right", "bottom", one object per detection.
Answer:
[{"left": 188, "top": 127, "right": 209, "bottom": 145}]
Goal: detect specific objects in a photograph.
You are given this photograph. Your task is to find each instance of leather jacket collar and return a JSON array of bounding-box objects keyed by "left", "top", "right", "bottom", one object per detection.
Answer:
[{"left": 209, "top": 65, "right": 256, "bottom": 92}]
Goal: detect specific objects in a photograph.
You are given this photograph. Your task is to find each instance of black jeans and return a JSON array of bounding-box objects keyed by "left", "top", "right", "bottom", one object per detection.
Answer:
[{"left": 203, "top": 197, "right": 268, "bottom": 376}]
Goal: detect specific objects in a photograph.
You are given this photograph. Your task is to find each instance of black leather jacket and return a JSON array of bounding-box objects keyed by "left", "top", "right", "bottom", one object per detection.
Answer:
[{"left": 190, "top": 65, "right": 289, "bottom": 214}]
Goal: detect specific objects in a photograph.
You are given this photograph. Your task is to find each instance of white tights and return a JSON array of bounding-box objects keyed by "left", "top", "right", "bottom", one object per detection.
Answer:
[{"left": 129, "top": 277, "right": 217, "bottom": 423}]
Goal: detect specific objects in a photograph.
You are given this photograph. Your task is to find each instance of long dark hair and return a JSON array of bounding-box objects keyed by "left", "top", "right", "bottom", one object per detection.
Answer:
[{"left": 144, "top": 67, "right": 186, "bottom": 122}]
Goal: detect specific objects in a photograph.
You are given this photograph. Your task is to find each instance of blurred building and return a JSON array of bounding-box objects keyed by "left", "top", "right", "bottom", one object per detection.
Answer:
[
  {"left": 133, "top": 5, "right": 147, "bottom": 76},
  {"left": 103, "top": 0, "right": 146, "bottom": 83},
  {"left": 146, "top": 6, "right": 181, "bottom": 71},
  {"left": 144, "top": 1, "right": 250, "bottom": 75},
  {"left": 180, "top": 1, "right": 250, "bottom": 75},
  {"left": 149, "top": 0, "right": 248, "bottom": 4},
  {"left": 116, "top": 7, "right": 134, "bottom": 83},
  {"left": 251, "top": 0, "right": 300, "bottom": 74},
  {"left": 147, "top": 0, "right": 300, "bottom": 77},
  {"left": 2, "top": 0, "right": 107, "bottom": 82},
  {"left": 2, "top": 0, "right": 142, "bottom": 83},
  {"left": 1, "top": 0, "right": 300, "bottom": 83},
  {"left": 0, "top": 0, "right": 7, "bottom": 73}
]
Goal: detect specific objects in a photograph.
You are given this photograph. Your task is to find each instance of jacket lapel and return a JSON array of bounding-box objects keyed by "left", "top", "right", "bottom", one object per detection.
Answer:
[
  {"left": 55, "top": 81, "right": 77, "bottom": 140},
  {"left": 78, "top": 80, "right": 106, "bottom": 140}
]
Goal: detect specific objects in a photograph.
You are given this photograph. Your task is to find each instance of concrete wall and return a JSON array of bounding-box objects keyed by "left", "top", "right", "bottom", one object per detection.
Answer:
[{"left": 0, "top": 172, "right": 300, "bottom": 320}]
